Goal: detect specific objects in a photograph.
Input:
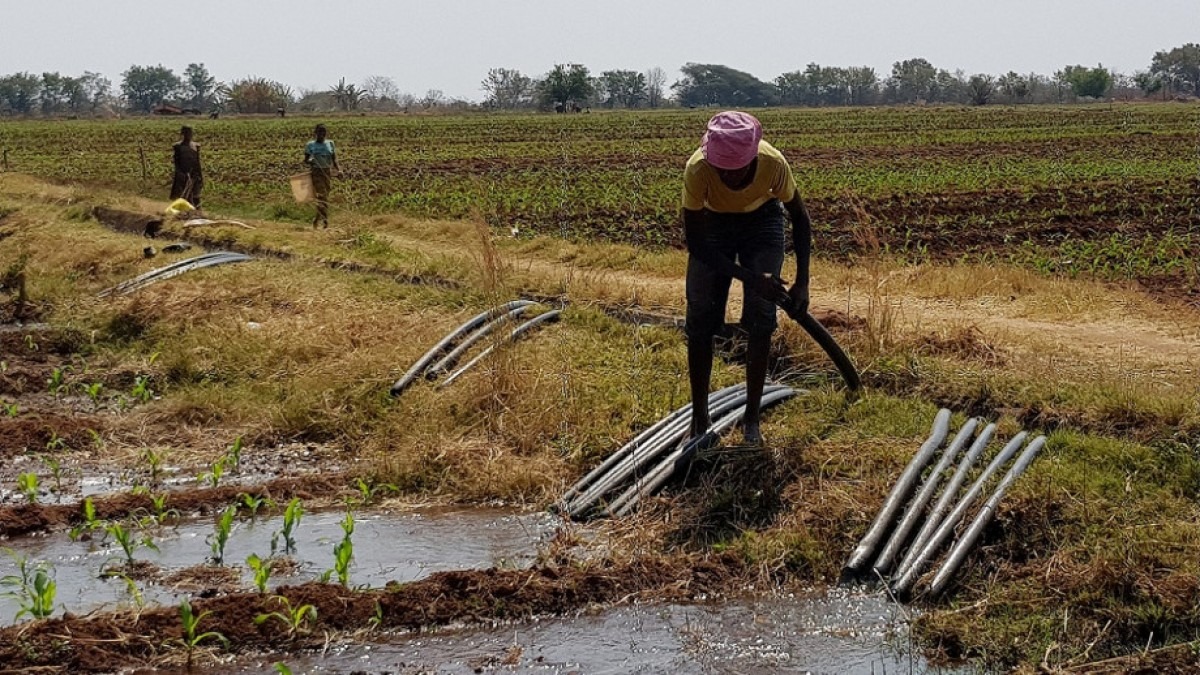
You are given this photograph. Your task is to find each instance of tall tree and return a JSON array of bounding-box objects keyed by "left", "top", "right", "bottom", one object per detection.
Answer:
[
  {"left": 598, "top": 70, "right": 647, "bottom": 108},
  {"left": 0, "top": 72, "right": 42, "bottom": 115},
  {"left": 183, "top": 63, "right": 218, "bottom": 111},
  {"left": 539, "top": 63, "right": 593, "bottom": 109},
  {"left": 966, "top": 74, "right": 996, "bottom": 105},
  {"left": 644, "top": 67, "right": 667, "bottom": 108},
  {"left": 362, "top": 75, "right": 402, "bottom": 109},
  {"left": 328, "top": 77, "right": 365, "bottom": 111},
  {"left": 1056, "top": 64, "right": 1113, "bottom": 99},
  {"left": 39, "top": 72, "right": 72, "bottom": 115},
  {"left": 78, "top": 71, "right": 113, "bottom": 112},
  {"left": 481, "top": 68, "right": 533, "bottom": 109},
  {"left": 228, "top": 77, "right": 293, "bottom": 113},
  {"left": 673, "top": 63, "right": 777, "bottom": 107},
  {"left": 886, "top": 58, "right": 937, "bottom": 103},
  {"left": 1150, "top": 43, "right": 1200, "bottom": 95},
  {"left": 121, "top": 64, "right": 181, "bottom": 112}
]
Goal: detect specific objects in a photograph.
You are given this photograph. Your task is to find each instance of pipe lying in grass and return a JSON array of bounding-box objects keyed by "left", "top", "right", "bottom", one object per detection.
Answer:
[
  {"left": 890, "top": 431, "right": 1028, "bottom": 601},
  {"left": 564, "top": 385, "right": 756, "bottom": 520},
  {"left": 789, "top": 308, "right": 862, "bottom": 394},
  {"left": 840, "top": 409, "right": 952, "bottom": 582},
  {"left": 425, "top": 304, "right": 534, "bottom": 377},
  {"left": 438, "top": 310, "right": 562, "bottom": 389},
  {"left": 606, "top": 386, "right": 797, "bottom": 518},
  {"left": 556, "top": 384, "right": 744, "bottom": 515},
  {"left": 388, "top": 300, "right": 535, "bottom": 397},
  {"left": 872, "top": 418, "right": 981, "bottom": 577},
  {"left": 927, "top": 435, "right": 1046, "bottom": 598},
  {"left": 893, "top": 422, "right": 997, "bottom": 583},
  {"left": 98, "top": 252, "right": 251, "bottom": 297}
]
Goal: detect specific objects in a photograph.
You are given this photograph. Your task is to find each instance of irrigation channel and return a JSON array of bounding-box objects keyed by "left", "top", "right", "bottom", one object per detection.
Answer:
[
  {"left": 0, "top": 507, "right": 557, "bottom": 625},
  {"left": 189, "top": 590, "right": 973, "bottom": 675}
]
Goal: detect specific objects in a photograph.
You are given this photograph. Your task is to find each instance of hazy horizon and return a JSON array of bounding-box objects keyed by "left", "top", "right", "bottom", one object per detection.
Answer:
[{"left": 4, "top": 0, "right": 1196, "bottom": 101}]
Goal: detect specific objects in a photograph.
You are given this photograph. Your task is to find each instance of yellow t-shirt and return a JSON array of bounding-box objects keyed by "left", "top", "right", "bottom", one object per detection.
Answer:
[{"left": 681, "top": 140, "right": 797, "bottom": 213}]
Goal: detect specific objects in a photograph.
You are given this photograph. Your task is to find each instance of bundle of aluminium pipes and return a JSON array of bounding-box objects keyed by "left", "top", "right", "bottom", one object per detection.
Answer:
[
  {"left": 389, "top": 300, "right": 561, "bottom": 397},
  {"left": 840, "top": 409, "right": 1046, "bottom": 600},
  {"left": 557, "top": 382, "right": 797, "bottom": 520},
  {"left": 97, "top": 251, "right": 253, "bottom": 297}
]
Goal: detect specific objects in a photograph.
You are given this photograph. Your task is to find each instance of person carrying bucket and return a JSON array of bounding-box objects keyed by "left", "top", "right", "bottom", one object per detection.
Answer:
[
  {"left": 303, "top": 123, "right": 339, "bottom": 227},
  {"left": 681, "top": 110, "right": 813, "bottom": 447}
]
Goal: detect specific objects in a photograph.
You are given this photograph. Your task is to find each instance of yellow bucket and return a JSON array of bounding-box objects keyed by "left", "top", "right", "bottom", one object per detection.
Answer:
[{"left": 289, "top": 173, "right": 314, "bottom": 203}]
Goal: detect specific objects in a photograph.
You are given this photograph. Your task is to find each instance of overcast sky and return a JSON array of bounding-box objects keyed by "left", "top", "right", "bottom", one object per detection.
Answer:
[{"left": 3, "top": 0, "right": 1195, "bottom": 100}]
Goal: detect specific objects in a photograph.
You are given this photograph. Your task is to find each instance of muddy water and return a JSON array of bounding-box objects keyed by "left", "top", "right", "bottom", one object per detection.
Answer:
[
  {"left": 0, "top": 508, "right": 556, "bottom": 624},
  {"left": 205, "top": 590, "right": 974, "bottom": 675}
]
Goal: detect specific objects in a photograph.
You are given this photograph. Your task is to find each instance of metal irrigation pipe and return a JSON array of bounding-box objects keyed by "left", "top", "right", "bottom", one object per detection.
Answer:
[
  {"left": 607, "top": 386, "right": 796, "bottom": 518},
  {"left": 437, "top": 309, "right": 562, "bottom": 388},
  {"left": 560, "top": 384, "right": 746, "bottom": 518},
  {"left": 388, "top": 300, "right": 535, "bottom": 396},
  {"left": 425, "top": 304, "right": 534, "bottom": 377},
  {"left": 890, "top": 431, "right": 1028, "bottom": 601},
  {"left": 893, "top": 422, "right": 997, "bottom": 582},
  {"left": 927, "top": 435, "right": 1046, "bottom": 598},
  {"left": 872, "top": 418, "right": 981, "bottom": 577},
  {"left": 841, "top": 408, "right": 952, "bottom": 581},
  {"left": 97, "top": 252, "right": 245, "bottom": 297}
]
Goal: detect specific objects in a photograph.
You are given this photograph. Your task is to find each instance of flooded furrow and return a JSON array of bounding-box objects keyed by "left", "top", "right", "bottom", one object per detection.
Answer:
[{"left": 0, "top": 507, "right": 557, "bottom": 624}]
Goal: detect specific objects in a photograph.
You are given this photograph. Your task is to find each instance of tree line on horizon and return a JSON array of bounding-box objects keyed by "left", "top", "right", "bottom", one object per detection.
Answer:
[{"left": 0, "top": 43, "right": 1196, "bottom": 118}]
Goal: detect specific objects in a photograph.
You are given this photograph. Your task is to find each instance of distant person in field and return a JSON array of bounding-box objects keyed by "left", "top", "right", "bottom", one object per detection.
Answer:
[
  {"left": 681, "top": 111, "right": 813, "bottom": 447},
  {"left": 170, "top": 126, "right": 203, "bottom": 208},
  {"left": 303, "top": 124, "right": 339, "bottom": 228}
]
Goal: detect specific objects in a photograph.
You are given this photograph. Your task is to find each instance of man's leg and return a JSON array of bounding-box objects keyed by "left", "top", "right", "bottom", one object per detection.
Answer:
[
  {"left": 687, "top": 333, "right": 714, "bottom": 437},
  {"left": 742, "top": 333, "right": 771, "bottom": 445},
  {"left": 685, "top": 244, "right": 732, "bottom": 438},
  {"left": 737, "top": 202, "right": 787, "bottom": 445}
]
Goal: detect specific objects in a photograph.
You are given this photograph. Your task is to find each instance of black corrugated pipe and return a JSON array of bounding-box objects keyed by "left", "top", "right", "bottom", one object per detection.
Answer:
[
  {"left": 890, "top": 431, "right": 1028, "bottom": 601},
  {"left": 840, "top": 408, "right": 952, "bottom": 582},
  {"left": 607, "top": 386, "right": 797, "bottom": 517},
  {"left": 389, "top": 300, "right": 535, "bottom": 396},
  {"left": 927, "top": 435, "right": 1046, "bottom": 598},
  {"left": 872, "top": 418, "right": 981, "bottom": 577},
  {"left": 98, "top": 252, "right": 251, "bottom": 297},
  {"left": 425, "top": 304, "right": 534, "bottom": 377},
  {"left": 893, "top": 422, "right": 996, "bottom": 582},
  {"left": 558, "top": 385, "right": 746, "bottom": 519},
  {"left": 438, "top": 309, "right": 562, "bottom": 388}
]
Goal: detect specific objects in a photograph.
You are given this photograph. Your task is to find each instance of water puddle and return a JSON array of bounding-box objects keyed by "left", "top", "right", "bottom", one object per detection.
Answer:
[
  {"left": 203, "top": 590, "right": 976, "bottom": 674},
  {"left": 0, "top": 507, "right": 557, "bottom": 624}
]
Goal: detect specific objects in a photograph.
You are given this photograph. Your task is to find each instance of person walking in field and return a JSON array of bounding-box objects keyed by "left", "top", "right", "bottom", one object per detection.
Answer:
[
  {"left": 170, "top": 126, "right": 203, "bottom": 208},
  {"left": 682, "top": 111, "right": 813, "bottom": 447},
  {"left": 304, "top": 123, "right": 339, "bottom": 227}
]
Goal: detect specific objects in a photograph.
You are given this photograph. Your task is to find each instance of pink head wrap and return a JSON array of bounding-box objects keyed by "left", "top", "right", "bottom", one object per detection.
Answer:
[{"left": 701, "top": 111, "right": 762, "bottom": 170}]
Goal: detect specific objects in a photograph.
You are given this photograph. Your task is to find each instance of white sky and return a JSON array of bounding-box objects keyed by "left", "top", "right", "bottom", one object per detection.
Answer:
[{"left": 3, "top": 0, "right": 1196, "bottom": 100}]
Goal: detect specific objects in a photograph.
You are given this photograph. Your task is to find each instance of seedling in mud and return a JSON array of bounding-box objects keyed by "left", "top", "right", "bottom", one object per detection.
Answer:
[
  {"left": 47, "top": 367, "right": 66, "bottom": 396},
  {"left": 367, "top": 600, "right": 384, "bottom": 631},
  {"left": 44, "top": 431, "right": 66, "bottom": 452},
  {"left": 199, "top": 457, "right": 226, "bottom": 488},
  {"left": 81, "top": 381, "right": 104, "bottom": 408},
  {"left": 17, "top": 472, "right": 39, "bottom": 504},
  {"left": 245, "top": 553, "right": 273, "bottom": 594},
  {"left": 348, "top": 477, "right": 399, "bottom": 507},
  {"left": 107, "top": 570, "right": 145, "bottom": 608},
  {"left": 69, "top": 497, "right": 104, "bottom": 541},
  {"left": 175, "top": 597, "right": 229, "bottom": 670},
  {"left": 40, "top": 454, "right": 68, "bottom": 493},
  {"left": 2, "top": 401, "right": 17, "bottom": 418},
  {"left": 239, "top": 493, "right": 273, "bottom": 520},
  {"left": 130, "top": 375, "right": 154, "bottom": 403},
  {"left": 225, "top": 436, "right": 244, "bottom": 473},
  {"left": 24, "top": 334, "right": 37, "bottom": 352},
  {"left": 321, "top": 511, "right": 356, "bottom": 586},
  {"left": 144, "top": 447, "right": 169, "bottom": 485},
  {"left": 87, "top": 428, "right": 104, "bottom": 450},
  {"left": 1, "top": 549, "right": 57, "bottom": 621},
  {"left": 255, "top": 595, "right": 317, "bottom": 639},
  {"left": 149, "top": 493, "right": 179, "bottom": 524},
  {"left": 272, "top": 498, "right": 303, "bottom": 556},
  {"left": 274, "top": 663, "right": 294, "bottom": 675},
  {"left": 208, "top": 505, "right": 237, "bottom": 565},
  {"left": 103, "top": 521, "right": 159, "bottom": 567}
]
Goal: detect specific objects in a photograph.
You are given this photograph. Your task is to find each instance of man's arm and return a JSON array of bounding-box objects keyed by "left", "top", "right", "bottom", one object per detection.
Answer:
[
  {"left": 682, "top": 208, "right": 789, "bottom": 304},
  {"left": 782, "top": 194, "right": 812, "bottom": 314}
]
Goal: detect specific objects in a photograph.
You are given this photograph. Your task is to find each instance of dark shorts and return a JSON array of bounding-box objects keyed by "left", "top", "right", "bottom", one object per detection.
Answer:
[
  {"left": 311, "top": 167, "right": 332, "bottom": 200},
  {"left": 685, "top": 200, "right": 786, "bottom": 340}
]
